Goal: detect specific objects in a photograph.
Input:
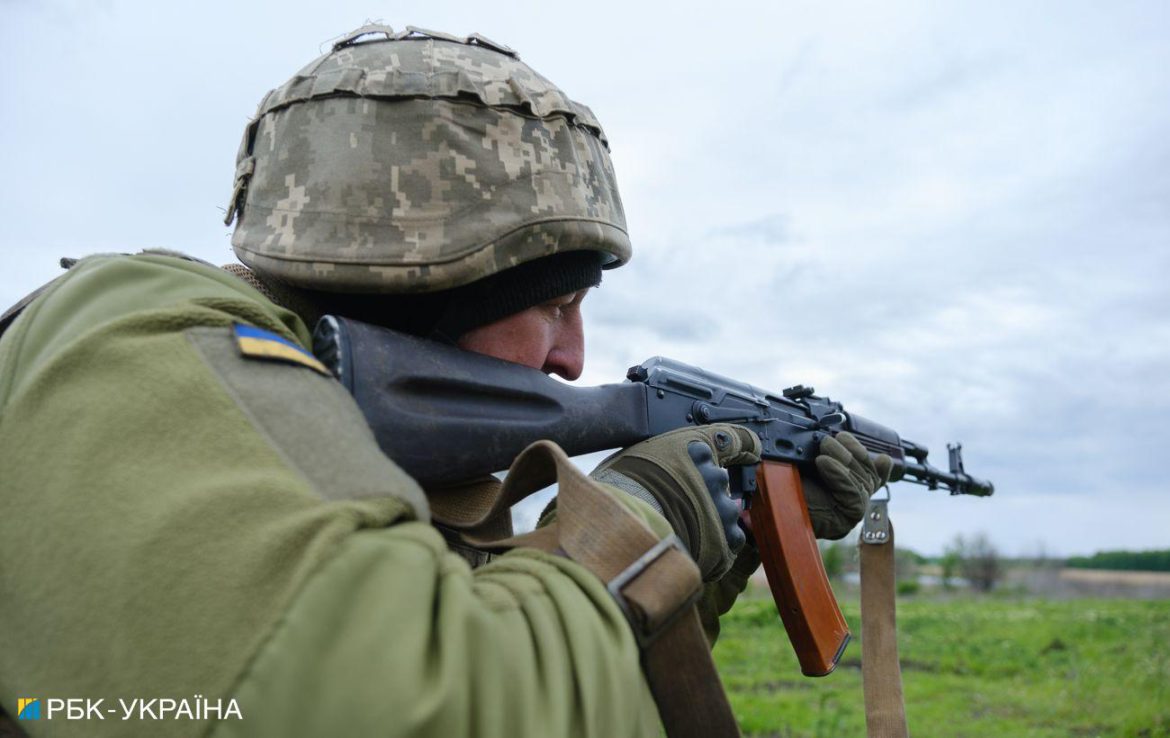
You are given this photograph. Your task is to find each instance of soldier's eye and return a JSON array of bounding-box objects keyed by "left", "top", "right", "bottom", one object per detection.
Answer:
[{"left": 540, "top": 289, "right": 588, "bottom": 320}]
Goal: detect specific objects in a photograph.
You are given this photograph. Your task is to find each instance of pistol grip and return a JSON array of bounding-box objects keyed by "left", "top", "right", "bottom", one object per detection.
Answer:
[{"left": 748, "top": 461, "right": 850, "bottom": 676}]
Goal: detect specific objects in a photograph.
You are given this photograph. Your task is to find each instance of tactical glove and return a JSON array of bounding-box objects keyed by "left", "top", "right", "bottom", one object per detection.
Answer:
[
  {"left": 590, "top": 424, "right": 762, "bottom": 581},
  {"left": 694, "top": 544, "right": 759, "bottom": 644},
  {"left": 805, "top": 431, "right": 893, "bottom": 540}
]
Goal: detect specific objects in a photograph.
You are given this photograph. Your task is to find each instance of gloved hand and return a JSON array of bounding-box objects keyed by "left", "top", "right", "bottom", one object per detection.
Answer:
[
  {"left": 695, "top": 544, "right": 759, "bottom": 644},
  {"left": 590, "top": 423, "right": 761, "bottom": 581},
  {"left": 805, "top": 431, "right": 893, "bottom": 540}
]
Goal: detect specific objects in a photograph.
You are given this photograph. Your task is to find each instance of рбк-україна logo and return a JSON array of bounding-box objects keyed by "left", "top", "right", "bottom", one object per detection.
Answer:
[{"left": 17, "top": 698, "right": 40, "bottom": 720}]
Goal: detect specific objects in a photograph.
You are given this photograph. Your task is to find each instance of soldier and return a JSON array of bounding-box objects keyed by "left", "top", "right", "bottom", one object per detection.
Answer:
[{"left": 0, "top": 25, "right": 888, "bottom": 737}]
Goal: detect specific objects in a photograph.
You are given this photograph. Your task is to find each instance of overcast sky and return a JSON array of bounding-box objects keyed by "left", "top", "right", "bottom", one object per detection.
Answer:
[{"left": 3, "top": 0, "right": 1167, "bottom": 557}]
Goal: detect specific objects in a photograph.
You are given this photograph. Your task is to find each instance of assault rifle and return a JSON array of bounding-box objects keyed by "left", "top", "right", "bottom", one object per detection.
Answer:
[{"left": 312, "top": 316, "right": 994, "bottom": 676}]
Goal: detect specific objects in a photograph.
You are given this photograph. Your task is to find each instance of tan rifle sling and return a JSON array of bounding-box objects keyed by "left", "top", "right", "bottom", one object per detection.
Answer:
[
  {"left": 437, "top": 440, "right": 742, "bottom": 738},
  {"left": 860, "top": 497, "right": 911, "bottom": 738}
]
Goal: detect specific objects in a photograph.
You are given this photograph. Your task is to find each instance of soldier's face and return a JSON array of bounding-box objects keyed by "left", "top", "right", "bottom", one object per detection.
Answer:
[{"left": 457, "top": 288, "right": 589, "bottom": 381}]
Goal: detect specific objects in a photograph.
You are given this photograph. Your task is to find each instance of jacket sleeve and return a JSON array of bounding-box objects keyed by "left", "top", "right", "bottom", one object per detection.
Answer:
[{"left": 0, "top": 253, "right": 661, "bottom": 738}]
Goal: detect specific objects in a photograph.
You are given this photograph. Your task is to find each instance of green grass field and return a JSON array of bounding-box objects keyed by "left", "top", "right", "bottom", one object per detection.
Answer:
[{"left": 714, "top": 590, "right": 1170, "bottom": 737}]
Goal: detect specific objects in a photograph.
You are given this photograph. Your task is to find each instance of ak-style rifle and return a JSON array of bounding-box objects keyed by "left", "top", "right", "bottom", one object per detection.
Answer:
[{"left": 312, "top": 315, "right": 993, "bottom": 676}]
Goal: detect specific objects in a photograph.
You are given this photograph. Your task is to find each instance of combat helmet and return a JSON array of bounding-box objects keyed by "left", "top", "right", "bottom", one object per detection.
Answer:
[{"left": 225, "top": 24, "right": 630, "bottom": 295}]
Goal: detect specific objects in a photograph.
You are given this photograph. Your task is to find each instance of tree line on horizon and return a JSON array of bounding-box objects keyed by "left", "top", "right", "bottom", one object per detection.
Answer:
[{"left": 1064, "top": 549, "right": 1170, "bottom": 572}]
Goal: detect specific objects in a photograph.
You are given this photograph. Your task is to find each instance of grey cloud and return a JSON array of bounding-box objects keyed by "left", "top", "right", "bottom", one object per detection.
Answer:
[
  {"left": 589, "top": 292, "right": 716, "bottom": 343},
  {"left": 880, "top": 54, "right": 1002, "bottom": 112},
  {"left": 705, "top": 214, "right": 793, "bottom": 245}
]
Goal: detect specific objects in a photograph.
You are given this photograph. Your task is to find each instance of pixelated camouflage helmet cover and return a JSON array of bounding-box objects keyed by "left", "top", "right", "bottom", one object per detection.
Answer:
[{"left": 226, "top": 24, "right": 631, "bottom": 293}]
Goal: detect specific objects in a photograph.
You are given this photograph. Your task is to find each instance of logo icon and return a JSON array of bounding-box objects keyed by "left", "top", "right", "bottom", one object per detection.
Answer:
[{"left": 17, "top": 698, "right": 40, "bottom": 720}]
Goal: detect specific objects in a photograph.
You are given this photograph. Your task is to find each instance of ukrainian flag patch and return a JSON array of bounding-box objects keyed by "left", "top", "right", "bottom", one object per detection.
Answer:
[{"left": 233, "top": 324, "right": 330, "bottom": 376}]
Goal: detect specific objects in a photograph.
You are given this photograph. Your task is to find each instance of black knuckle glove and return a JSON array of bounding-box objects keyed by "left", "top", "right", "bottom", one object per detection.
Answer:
[{"left": 590, "top": 424, "right": 762, "bottom": 581}]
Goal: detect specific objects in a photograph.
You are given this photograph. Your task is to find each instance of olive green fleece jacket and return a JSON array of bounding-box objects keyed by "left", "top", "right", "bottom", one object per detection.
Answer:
[{"left": 0, "top": 253, "right": 666, "bottom": 738}]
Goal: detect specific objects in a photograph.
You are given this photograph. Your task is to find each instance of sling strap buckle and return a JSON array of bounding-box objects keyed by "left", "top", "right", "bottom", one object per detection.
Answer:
[{"left": 606, "top": 534, "right": 702, "bottom": 647}]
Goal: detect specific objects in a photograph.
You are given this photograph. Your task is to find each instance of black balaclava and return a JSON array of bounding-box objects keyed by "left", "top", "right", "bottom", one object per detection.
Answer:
[{"left": 300, "top": 250, "right": 604, "bottom": 343}]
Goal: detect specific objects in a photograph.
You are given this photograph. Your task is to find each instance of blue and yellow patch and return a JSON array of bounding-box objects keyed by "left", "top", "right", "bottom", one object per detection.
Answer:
[{"left": 233, "top": 324, "right": 329, "bottom": 376}]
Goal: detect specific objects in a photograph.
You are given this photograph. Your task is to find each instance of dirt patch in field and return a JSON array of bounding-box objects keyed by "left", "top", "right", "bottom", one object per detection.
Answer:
[
  {"left": 1009, "top": 567, "right": 1170, "bottom": 599},
  {"left": 1060, "top": 568, "right": 1170, "bottom": 586}
]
